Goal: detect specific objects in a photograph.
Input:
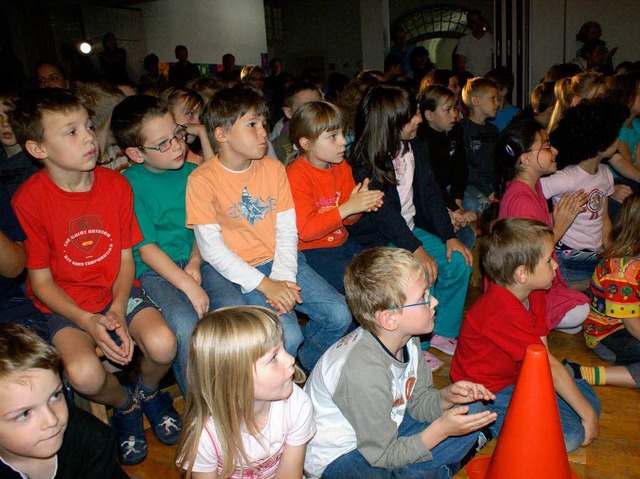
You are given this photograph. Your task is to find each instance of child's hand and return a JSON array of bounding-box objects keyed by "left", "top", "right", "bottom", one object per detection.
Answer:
[
  {"left": 553, "top": 190, "right": 587, "bottom": 227},
  {"left": 257, "top": 277, "right": 302, "bottom": 315},
  {"left": 461, "top": 209, "right": 477, "bottom": 223},
  {"left": 414, "top": 247, "right": 438, "bottom": 285},
  {"left": 611, "top": 183, "right": 633, "bottom": 204},
  {"left": 88, "top": 313, "right": 132, "bottom": 365},
  {"left": 182, "top": 281, "right": 210, "bottom": 319},
  {"left": 449, "top": 209, "right": 468, "bottom": 229},
  {"left": 436, "top": 406, "right": 497, "bottom": 437},
  {"left": 581, "top": 407, "right": 599, "bottom": 446},
  {"left": 340, "top": 179, "right": 384, "bottom": 217},
  {"left": 183, "top": 260, "right": 203, "bottom": 285},
  {"left": 445, "top": 238, "right": 473, "bottom": 266},
  {"left": 440, "top": 381, "right": 496, "bottom": 409},
  {"left": 183, "top": 122, "right": 206, "bottom": 141}
]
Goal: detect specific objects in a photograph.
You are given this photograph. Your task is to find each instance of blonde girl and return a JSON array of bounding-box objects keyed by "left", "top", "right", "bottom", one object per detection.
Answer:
[
  {"left": 547, "top": 72, "right": 608, "bottom": 132},
  {"left": 286, "top": 101, "right": 383, "bottom": 293},
  {"left": 176, "top": 306, "right": 315, "bottom": 479}
]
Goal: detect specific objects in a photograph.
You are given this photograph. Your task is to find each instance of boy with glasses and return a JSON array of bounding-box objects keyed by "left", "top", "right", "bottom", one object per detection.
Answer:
[{"left": 304, "top": 247, "right": 496, "bottom": 479}]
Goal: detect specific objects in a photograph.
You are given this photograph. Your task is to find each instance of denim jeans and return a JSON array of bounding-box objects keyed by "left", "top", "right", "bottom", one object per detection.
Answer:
[
  {"left": 555, "top": 245, "right": 600, "bottom": 283},
  {"left": 302, "top": 239, "right": 363, "bottom": 294},
  {"left": 462, "top": 185, "right": 492, "bottom": 215},
  {"left": 487, "top": 379, "right": 601, "bottom": 452},
  {"left": 455, "top": 225, "right": 476, "bottom": 251},
  {"left": 238, "top": 252, "right": 351, "bottom": 372},
  {"left": 322, "top": 404, "right": 486, "bottom": 479},
  {"left": 140, "top": 261, "right": 244, "bottom": 396},
  {"left": 0, "top": 295, "right": 50, "bottom": 342},
  {"left": 412, "top": 228, "right": 471, "bottom": 339}
]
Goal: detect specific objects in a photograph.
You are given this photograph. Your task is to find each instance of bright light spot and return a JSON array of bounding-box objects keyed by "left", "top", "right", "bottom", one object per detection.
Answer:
[{"left": 80, "top": 42, "right": 92, "bottom": 54}]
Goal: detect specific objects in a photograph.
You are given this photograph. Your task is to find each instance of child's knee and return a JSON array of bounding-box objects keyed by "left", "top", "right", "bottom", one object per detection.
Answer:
[
  {"left": 140, "top": 326, "right": 178, "bottom": 366},
  {"left": 64, "top": 354, "right": 107, "bottom": 395}
]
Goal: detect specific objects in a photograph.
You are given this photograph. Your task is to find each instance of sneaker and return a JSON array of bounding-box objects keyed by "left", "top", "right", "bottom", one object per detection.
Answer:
[
  {"left": 422, "top": 350, "right": 444, "bottom": 372},
  {"left": 430, "top": 334, "right": 457, "bottom": 356},
  {"left": 111, "top": 389, "right": 147, "bottom": 466},
  {"left": 136, "top": 384, "right": 182, "bottom": 446}
]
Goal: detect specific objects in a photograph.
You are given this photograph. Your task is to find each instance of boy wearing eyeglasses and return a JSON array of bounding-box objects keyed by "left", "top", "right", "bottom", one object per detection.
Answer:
[
  {"left": 303, "top": 247, "right": 496, "bottom": 479},
  {"left": 112, "top": 95, "right": 238, "bottom": 398},
  {"left": 10, "top": 89, "right": 180, "bottom": 466}
]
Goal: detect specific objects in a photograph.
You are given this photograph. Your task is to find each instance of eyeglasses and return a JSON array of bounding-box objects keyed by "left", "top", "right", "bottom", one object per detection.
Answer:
[
  {"left": 388, "top": 288, "right": 432, "bottom": 311},
  {"left": 139, "top": 126, "right": 187, "bottom": 152}
]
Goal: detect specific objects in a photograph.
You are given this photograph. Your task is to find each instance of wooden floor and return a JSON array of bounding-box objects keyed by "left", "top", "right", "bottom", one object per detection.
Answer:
[{"left": 122, "top": 285, "right": 640, "bottom": 479}]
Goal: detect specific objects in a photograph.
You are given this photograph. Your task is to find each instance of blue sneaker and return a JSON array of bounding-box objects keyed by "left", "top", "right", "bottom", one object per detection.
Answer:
[
  {"left": 111, "top": 389, "right": 147, "bottom": 466},
  {"left": 136, "top": 383, "right": 182, "bottom": 446}
]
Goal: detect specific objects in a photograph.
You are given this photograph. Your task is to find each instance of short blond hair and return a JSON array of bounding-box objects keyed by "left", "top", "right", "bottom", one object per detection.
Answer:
[
  {"left": 462, "top": 77, "right": 498, "bottom": 108},
  {"left": 344, "top": 247, "right": 425, "bottom": 333}
]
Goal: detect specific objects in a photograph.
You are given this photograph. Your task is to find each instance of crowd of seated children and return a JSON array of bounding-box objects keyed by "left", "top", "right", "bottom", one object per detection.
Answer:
[
  {"left": 185, "top": 85, "right": 351, "bottom": 373},
  {"left": 10, "top": 89, "right": 182, "bottom": 466},
  {"left": 451, "top": 218, "right": 601, "bottom": 452},
  {"left": 459, "top": 77, "right": 500, "bottom": 214},
  {"left": 2, "top": 35, "right": 640, "bottom": 474},
  {"left": 347, "top": 84, "right": 473, "bottom": 370},
  {"left": 286, "top": 101, "right": 383, "bottom": 294}
]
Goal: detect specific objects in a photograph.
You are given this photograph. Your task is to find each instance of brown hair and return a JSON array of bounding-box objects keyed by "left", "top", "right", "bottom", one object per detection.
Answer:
[
  {"left": 602, "top": 193, "right": 640, "bottom": 259},
  {"left": 480, "top": 218, "right": 553, "bottom": 286},
  {"left": 0, "top": 323, "right": 60, "bottom": 382}
]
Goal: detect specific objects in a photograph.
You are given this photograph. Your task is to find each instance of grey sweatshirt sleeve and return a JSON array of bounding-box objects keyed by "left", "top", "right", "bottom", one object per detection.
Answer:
[
  {"left": 406, "top": 338, "right": 444, "bottom": 422},
  {"left": 332, "top": 340, "right": 434, "bottom": 470}
]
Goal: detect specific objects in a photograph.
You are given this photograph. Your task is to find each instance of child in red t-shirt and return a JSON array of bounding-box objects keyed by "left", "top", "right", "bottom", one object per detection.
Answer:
[
  {"left": 286, "top": 101, "right": 383, "bottom": 293},
  {"left": 451, "top": 217, "right": 601, "bottom": 452},
  {"left": 10, "top": 89, "right": 180, "bottom": 466}
]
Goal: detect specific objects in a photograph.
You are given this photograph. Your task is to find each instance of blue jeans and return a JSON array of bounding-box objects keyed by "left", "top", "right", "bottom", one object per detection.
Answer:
[
  {"left": 487, "top": 379, "right": 601, "bottom": 452},
  {"left": 302, "top": 239, "right": 363, "bottom": 294},
  {"left": 455, "top": 225, "right": 476, "bottom": 251},
  {"left": 322, "top": 404, "right": 486, "bottom": 479},
  {"left": 237, "top": 253, "right": 351, "bottom": 372},
  {"left": 0, "top": 295, "right": 50, "bottom": 342},
  {"left": 555, "top": 245, "right": 600, "bottom": 283},
  {"left": 594, "top": 329, "right": 640, "bottom": 388},
  {"left": 462, "top": 185, "right": 492, "bottom": 215},
  {"left": 140, "top": 261, "right": 243, "bottom": 396}
]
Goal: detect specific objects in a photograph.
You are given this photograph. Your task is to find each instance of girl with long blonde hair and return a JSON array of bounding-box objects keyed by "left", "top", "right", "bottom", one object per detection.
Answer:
[{"left": 175, "top": 306, "right": 314, "bottom": 478}]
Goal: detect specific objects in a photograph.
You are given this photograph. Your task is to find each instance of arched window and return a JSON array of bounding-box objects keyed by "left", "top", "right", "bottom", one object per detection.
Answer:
[{"left": 393, "top": 4, "right": 474, "bottom": 70}]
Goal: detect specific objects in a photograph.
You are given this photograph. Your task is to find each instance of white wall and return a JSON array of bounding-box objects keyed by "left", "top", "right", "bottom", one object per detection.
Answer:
[
  {"left": 137, "top": 0, "right": 267, "bottom": 65},
  {"left": 530, "top": 0, "right": 640, "bottom": 84}
]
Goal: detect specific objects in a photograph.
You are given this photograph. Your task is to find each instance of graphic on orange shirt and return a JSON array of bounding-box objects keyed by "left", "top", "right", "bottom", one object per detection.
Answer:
[{"left": 228, "top": 186, "right": 277, "bottom": 225}]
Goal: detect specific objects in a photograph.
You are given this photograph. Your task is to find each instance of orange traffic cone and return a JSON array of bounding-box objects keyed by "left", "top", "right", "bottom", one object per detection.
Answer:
[{"left": 465, "top": 344, "right": 579, "bottom": 478}]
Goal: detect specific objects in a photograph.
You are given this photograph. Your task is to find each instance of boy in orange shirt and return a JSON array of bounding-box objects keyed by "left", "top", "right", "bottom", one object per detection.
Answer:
[
  {"left": 286, "top": 101, "right": 383, "bottom": 293},
  {"left": 185, "top": 86, "right": 351, "bottom": 372}
]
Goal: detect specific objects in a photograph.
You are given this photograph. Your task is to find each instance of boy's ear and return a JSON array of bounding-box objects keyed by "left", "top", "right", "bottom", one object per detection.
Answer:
[
  {"left": 424, "top": 109, "right": 435, "bottom": 122},
  {"left": 375, "top": 309, "right": 399, "bottom": 332},
  {"left": 282, "top": 106, "right": 293, "bottom": 120},
  {"left": 125, "top": 146, "right": 145, "bottom": 164},
  {"left": 471, "top": 95, "right": 481, "bottom": 106},
  {"left": 299, "top": 137, "right": 312, "bottom": 152},
  {"left": 24, "top": 140, "right": 47, "bottom": 160},
  {"left": 514, "top": 265, "right": 529, "bottom": 285},
  {"left": 214, "top": 125, "right": 228, "bottom": 145}
]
